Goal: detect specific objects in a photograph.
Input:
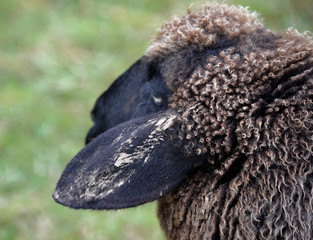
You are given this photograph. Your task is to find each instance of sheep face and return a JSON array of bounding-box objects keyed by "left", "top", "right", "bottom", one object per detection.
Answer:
[
  {"left": 84, "top": 57, "right": 169, "bottom": 145},
  {"left": 53, "top": 48, "right": 208, "bottom": 209},
  {"left": 54, "top": 3, "right": 313, "bottom": 239}
]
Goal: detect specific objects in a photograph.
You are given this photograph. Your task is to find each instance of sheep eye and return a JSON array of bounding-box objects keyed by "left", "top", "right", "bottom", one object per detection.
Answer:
[{"left": 152, "top": 94, "right": 163, "bottom": 105}]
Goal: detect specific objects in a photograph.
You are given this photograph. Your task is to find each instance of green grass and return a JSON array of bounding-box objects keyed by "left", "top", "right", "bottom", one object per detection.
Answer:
[{"left": 1, "top": 0, "right": 312, "bottom": 239}]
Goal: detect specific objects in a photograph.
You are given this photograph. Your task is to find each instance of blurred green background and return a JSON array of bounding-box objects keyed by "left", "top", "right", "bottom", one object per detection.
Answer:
[{"left": 0, "top": 0, "right": 312, "bottom": 239}]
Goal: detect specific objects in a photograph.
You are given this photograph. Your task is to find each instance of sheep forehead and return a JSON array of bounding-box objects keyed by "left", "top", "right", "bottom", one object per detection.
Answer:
[{"left": 146, "top": 3, "right": 263, "bottom": 57}]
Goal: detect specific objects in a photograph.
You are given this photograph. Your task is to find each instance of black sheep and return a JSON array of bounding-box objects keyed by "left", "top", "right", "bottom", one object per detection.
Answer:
[{"left": 54, "top": 3, "right": 313, "bottom": 239}]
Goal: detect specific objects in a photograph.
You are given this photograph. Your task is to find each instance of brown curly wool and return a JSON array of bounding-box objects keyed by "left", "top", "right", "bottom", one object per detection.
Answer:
[{"left": 146, "top": 3, "right": 313, "bottom": 240}]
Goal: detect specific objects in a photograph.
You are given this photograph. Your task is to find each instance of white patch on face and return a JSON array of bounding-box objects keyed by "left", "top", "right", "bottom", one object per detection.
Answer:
[
  {"left": 114, "top": 152, "right": 145, "bottom": 167},
  {"left": 82, "top": 169, "right": 134, "bottom": 201},
  {"left": 160, "top": 114, "right": 176, "bottom": 131},
  {"left": 79, "top": 114, "right": 177, "bottom": 201},
  {"left": 112, "top": 130, "right": 124, "bottom": 145},
  {"left": 155, "top": 117, "right": 167, "bottom": 127},
  {"left": 150, "top": 115, "right": 176, "bottom": 136},
  {"left": 112, "top": 114, "right": 176, "bottom": 167}
]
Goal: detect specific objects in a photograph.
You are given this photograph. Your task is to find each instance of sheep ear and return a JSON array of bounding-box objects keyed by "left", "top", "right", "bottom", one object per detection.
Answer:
[{"left": 53, "top": 113, "right": 194, "bottom": 210}]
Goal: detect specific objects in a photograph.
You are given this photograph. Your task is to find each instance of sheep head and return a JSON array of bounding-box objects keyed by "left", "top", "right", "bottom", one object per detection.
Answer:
[{"left": 53, "top": 3, "right": 313, "bottom": 238}]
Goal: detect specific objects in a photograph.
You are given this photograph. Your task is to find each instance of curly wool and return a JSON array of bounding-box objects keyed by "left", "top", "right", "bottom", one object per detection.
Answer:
[
  {"left": 147, "top": 3, "right": 263, "bottom": 56},
  {"left": 147, "top": 2, "right": 313, "bottom": 163},
  {"left": 145, "top": 3, "right": 313, "bottom": 240}
]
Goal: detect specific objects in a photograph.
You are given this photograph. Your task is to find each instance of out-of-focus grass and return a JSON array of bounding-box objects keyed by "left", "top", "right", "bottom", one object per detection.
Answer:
[{"left": 0, "top": 0, "right": 312, "bottom": 239}]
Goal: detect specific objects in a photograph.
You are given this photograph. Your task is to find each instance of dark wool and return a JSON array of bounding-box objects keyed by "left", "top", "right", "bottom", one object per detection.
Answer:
[
  {"left": 146, "top": 3, "right": 313, "bottom": 239},
  {"left": 54, "top": 3, "right": 313, "bottom": 240}
]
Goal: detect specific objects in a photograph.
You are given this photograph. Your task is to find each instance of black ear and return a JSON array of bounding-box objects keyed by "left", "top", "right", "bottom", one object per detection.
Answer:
[{"left": 53, "top": 112, "right": 195, "bottom": 209}]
